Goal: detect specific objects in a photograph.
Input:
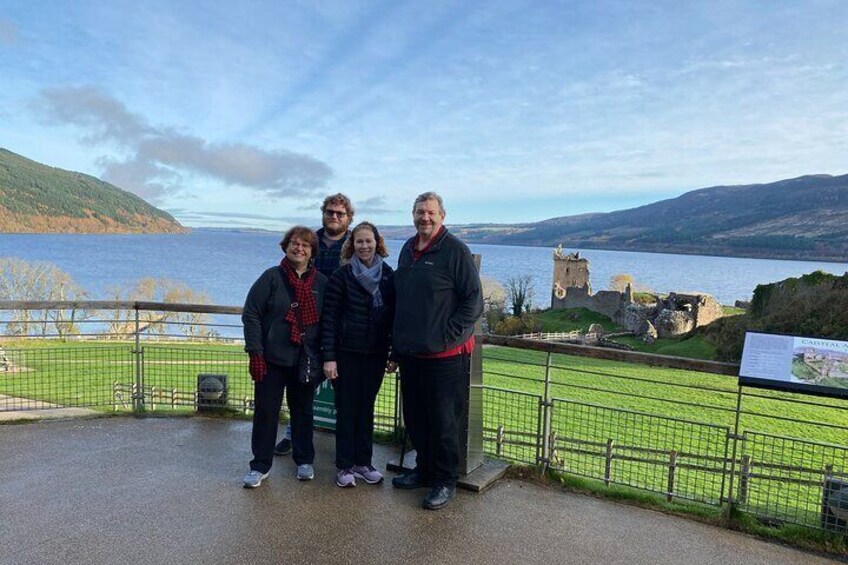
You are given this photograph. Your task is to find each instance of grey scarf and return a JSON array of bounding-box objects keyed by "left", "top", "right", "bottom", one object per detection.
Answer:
[{"left": 350, "top": 254, "right": 384, "bottom": 310}]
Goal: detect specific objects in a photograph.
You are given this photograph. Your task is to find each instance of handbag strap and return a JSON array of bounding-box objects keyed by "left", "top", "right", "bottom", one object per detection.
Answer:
[{"left": 290, "top": 300, "right": 307, "bottom": 340}]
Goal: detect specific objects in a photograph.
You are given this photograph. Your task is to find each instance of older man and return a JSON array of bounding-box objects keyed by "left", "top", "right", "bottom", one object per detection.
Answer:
[
  {"left": 274, "top": 193, "right": 354, "bottom": 456},
  {"left": 391, "top": 191, "right": 483, "bottom": 510}
]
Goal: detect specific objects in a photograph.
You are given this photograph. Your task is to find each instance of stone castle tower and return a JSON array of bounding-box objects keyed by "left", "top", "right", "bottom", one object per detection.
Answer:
[{"left": 551, "top": 244, "right": 591, "bottom": 304}]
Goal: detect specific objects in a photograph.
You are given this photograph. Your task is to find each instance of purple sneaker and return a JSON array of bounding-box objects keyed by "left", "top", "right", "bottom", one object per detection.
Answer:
[
  {"left": 352, "top": 464, "right": 384, "bottom": 485},
  {"left": 336, "top": 468, "right": 356, "bottom": 488}
]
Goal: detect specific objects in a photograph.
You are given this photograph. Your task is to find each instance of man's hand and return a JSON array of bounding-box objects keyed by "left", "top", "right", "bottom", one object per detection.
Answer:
[
  {"left": 248, "top": 353, "right": 267, "bottom": 383},
  {"left": 324, "top": 360, "right": 339, "bottom": 380}
]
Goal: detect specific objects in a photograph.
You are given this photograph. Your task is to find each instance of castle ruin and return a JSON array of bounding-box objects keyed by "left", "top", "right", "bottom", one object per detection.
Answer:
[{"left": 550, "top": 245, "right": 723, "bottom": 337}]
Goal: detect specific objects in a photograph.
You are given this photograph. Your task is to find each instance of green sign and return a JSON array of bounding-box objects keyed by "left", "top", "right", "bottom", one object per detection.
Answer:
[{"left": 313, "top": 379, "right": 336, "bottom": 430}]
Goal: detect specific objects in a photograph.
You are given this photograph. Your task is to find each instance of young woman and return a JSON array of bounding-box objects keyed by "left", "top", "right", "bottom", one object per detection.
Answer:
[
  {"left": 321, "top": 221, "right": 396, "bottom": 487},
  {"left": 241, "top": 226, "right": 327, "bottom": 488}
]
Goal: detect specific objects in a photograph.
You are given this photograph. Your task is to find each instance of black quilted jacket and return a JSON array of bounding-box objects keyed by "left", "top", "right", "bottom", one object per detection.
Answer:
[{"left": 321, "top": 262, "right": 395, "bottom": 360}]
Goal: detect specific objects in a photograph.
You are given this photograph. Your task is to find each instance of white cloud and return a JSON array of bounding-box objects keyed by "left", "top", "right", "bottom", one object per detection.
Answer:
[{"left": 36, "top": 86, "right": 333, "bottom": 201}]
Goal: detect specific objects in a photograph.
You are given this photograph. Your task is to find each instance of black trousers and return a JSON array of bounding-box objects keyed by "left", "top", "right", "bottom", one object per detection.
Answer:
[
  {"left": 398, "top": 354, "right": 469, "bottom": 487},
  {"left": 250, "top": 363, "right": 315, "bottom": 473},
  {"left": 333, "top": 351, "right": 385, "bottom": 469}
]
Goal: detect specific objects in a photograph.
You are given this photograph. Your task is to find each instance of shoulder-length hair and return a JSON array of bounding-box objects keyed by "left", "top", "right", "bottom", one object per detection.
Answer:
[
  {"left": 341, "top": 221, "right": 389, "bottom": 262},
  {"left": 279, "top": 226, "right": 319, "bottom": 259}
]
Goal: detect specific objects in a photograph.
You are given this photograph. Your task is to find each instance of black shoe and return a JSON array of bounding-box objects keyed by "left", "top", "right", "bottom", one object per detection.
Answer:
[
  {"left": 423, "top": 485, "right": 456, "bottom": 510},
  {"left": 391, "top": 471, "right": 428, "bottom": 490},
  {"left": 274, "top": 438, "right": 292, "bottom": 456}
]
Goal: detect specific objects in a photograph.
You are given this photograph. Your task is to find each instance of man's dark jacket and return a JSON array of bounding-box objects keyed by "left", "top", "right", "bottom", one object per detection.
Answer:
[
  {"left": 392, "top": 228, "right": 482, "bottom": 356},
  {"left": 321, "top": 262, "right": 395, "bottom": 360},
  {"left": 242, "top": 266, "right": 327, "bottom": 366}
]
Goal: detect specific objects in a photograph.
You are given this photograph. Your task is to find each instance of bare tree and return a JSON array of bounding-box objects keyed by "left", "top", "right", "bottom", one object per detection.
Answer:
[
  {"left": 609, "top": 273, "right": 634, "bottom": 292},
  {"left": 480, "top": 276, "right": 506, "bottom": 331},
  {"left": 506, "top": 275, "right": 535, "bottom": 317},
  {"left": 0, "top": 258, "right": 89, "bottom": 338},
  {"left": 106, "top": 278, "right": 216, "bottom": 339},
  {"left": 609, "top": 272, "right": 652, "bottom": 294}
]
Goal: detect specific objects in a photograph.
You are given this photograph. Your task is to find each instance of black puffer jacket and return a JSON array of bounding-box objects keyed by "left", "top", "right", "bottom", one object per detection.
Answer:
[
  {"left": 242, "top": 266, "right": 327, "bottom": 367},
  {"left": 321, "top": 262, "right": 395, "bottom": 361}
]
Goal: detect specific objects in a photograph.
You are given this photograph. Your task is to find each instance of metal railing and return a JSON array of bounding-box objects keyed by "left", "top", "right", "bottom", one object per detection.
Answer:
[{"left": 2, "top": 301, "right": 847, "bottom": 535}]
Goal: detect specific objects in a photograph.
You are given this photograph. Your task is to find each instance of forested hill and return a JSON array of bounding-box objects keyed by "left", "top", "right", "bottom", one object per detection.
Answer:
[
  {"left": 0, "top": 148, "right": 186, "bottom": 233},
  {"left": 442, "top": 174, "right": 848, "bottom": 261}
]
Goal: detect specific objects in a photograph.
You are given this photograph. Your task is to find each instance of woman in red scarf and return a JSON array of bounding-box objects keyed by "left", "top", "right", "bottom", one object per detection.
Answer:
[{"left": 242, "top": 226, "right": 327, "bottom": 488}]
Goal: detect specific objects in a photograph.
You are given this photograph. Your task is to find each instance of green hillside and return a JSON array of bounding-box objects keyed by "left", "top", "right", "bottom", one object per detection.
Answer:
[{"left": 0, "top": 148, "right": 185, "bottom": 233}]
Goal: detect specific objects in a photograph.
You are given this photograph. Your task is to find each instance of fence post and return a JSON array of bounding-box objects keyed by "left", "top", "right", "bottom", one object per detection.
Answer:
[
  {"left": 549, "top": 430, "right": 558, "bottom": 467},
  {"left": 539, "top": 352, "right": 553, "bottom": 475},
  {"left": 738, "top": 455, "right": 750, "bottom": 504},
  {"left": 724, "top": 384, "right": 744, "bottom": 512},
  {"left": 667, "top": 450, "right": 678, "bottom": 502},
  {"left": 132, "top": 305, "right": 144, "bottom": 412},
  {"left": 605, "top": 439, "right": 615, "bottom": 485},
  {"left": 496, "top": 425, "right": 505, "bottom": 457}
]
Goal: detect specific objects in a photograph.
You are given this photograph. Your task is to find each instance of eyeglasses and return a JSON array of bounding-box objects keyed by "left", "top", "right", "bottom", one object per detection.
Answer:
[{"left": 324, "top": 209, "right": 348, "bottom": 218}]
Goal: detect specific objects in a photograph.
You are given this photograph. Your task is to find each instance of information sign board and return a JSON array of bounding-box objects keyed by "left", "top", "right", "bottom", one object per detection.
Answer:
[{"left": 739, "top": 331, "right": 848, "bottom": 399}]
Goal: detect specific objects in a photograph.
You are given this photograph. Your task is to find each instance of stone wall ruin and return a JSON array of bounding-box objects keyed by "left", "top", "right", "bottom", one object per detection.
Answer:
[{"left": 550, "top": 245, "right": 723, "bottom": 338}]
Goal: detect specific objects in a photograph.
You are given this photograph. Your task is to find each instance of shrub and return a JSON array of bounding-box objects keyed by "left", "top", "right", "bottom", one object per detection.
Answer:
[{"left": 492, "top": 314, "right": 542, "bottom": 336}]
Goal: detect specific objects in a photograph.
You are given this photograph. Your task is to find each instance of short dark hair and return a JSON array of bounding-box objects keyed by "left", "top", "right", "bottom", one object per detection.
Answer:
[
  {"left": 341, "top": 221, "right": 389, "bottom": 261},
  {"left": 279, "top": 226, "right": 319, "bottom": 259},
  {"left": 321, "top": 193, "right": 355, "bottom": 218}
]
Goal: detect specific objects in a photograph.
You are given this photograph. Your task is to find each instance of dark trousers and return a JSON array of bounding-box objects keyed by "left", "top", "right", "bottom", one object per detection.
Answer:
[
  {"left": 398, "top": 354, "right": 469, "bottom": 487},
  {"left": 333, "top": 351, "right": 385, "bottom": 469},
  {"left": 250, "top": 363, "right": 315, "bottom": 473}
]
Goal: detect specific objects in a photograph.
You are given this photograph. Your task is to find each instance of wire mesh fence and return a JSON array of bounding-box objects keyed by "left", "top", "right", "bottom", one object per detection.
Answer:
[
  {"left": 480, "top": 386, "right": 541, "bottom": 464},
  {"left": 548, "top": 399, "right": 730, "bottom": 505},
  {"left": 0, "top": 344, "right": 135, "bottom": 411}
]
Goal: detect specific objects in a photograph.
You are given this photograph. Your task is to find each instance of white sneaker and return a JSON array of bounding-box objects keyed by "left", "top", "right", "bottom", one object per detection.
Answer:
[
  {"left": 243, "top": 470, "right": 269, "bottom": 488},
  {"left": 296, "top": 464, "right": 314, "bottom": 481}
]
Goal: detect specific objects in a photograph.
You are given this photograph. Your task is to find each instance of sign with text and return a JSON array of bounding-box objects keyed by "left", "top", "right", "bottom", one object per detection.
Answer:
[{"left": 739, "top": 331, "right": 848, "bottom": 399}]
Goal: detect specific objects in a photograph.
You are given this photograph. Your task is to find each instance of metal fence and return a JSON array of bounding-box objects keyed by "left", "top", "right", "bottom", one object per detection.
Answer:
[{"left": 2, "top": 301, "right": 847, "bottom": 535}]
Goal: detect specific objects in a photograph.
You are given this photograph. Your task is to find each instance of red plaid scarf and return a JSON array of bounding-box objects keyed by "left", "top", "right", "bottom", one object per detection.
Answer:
[{"left": 281, "top": 258, "right": 319, "bottom": 344}]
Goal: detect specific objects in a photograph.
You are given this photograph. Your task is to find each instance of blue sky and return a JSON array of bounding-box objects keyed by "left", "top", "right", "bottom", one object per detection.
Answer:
[{"left": 1, "top": 0, "right": 846, "bottom": 230}]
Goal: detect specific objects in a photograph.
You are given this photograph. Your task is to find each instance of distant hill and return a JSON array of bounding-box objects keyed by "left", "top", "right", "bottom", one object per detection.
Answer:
[
  {"left": 0, "top": 148, "right": 186, "bottom": 233},
  {"left": 382, "top": 175, "right": 848, "bottom": 261}
]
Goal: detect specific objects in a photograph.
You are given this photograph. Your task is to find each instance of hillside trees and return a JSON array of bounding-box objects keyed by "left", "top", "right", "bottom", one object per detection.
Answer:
[{"left": 700, "top": 270, "right": 848, "bottom": 361}]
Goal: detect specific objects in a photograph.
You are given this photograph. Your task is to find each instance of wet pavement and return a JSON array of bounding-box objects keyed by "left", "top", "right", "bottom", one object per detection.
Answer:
[{"left": 0, "top": 416, "right": 839, "bottom": 564}]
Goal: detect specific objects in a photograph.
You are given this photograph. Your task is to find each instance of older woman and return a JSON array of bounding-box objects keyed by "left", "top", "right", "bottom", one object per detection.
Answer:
[
  {"left": 242, "top": 226, "right": 327, "bottom": 488},
  {"left": 322, "top": 221, "right": 396, "bottom": 488}
]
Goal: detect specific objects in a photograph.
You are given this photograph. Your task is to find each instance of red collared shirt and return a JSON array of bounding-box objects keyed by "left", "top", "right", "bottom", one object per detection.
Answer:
[{"left": 411, "top": 225, "right": 444, "bottom": 262}]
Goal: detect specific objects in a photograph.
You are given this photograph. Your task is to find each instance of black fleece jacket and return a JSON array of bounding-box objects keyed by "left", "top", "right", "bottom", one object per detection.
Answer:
[
  {"left": 321, "top": 262, "right": 395, "bottom": 360},
  {"left": 392, "top": 227, "right": 483, "bottom": 356},
  {"left": 242, "top": 266, "right": 327, "bottom": 367}
]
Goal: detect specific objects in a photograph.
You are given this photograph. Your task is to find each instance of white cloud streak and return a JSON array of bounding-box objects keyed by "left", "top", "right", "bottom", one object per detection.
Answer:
[{"left": 36, "top": 86, "right": 333, "bottom": 201}]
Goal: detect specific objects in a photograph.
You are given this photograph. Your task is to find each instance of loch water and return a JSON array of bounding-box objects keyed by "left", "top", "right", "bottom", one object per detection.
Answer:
[{"left": 2, "top": 230, "right": 847, "bottom": 308}]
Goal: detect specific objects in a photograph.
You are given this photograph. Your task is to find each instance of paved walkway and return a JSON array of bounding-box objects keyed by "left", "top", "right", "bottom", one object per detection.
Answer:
[
  {"left": 0, "top": 395, "right": 96, "bottom": 421},
  {"left": 0, "top": 417, "right": 839, "bottom": 564}
]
